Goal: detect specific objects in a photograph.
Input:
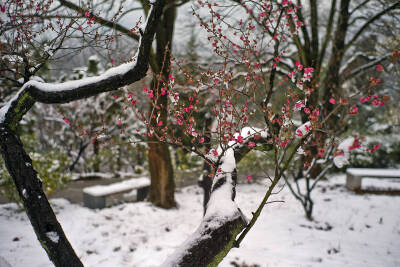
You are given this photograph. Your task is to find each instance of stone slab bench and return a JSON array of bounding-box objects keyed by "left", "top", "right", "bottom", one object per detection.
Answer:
[
  {"left": 346, "top": 168, "right": 400, "bottom": 191},
  {"left": 83, "top": 177, "right": 150, "bottom": 209}
]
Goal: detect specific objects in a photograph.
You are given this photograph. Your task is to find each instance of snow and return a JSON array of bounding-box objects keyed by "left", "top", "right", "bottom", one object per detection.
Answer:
[
  {"left": 347, "top": 168, "right": 400, "bottom": 177},
  {"left": 22, "top": 189, "right": 28, "bottom": 199},
  {"left": 295, "top": 121, "right": 311, "bottom": 138},
  {"left": 1, "top": 175, "right": 400, "bottom": 267},
  {"left": 20, "top": 60, "right": 136, "bottom": 93},
  {"left": 83, "top": 177, "right": 150, "bottom": 197},
  {"left": 46, "top": 232, "right": 59, "bottom": 243},
  {"left": 239, "top": 126, "right": 269, "bottom": 139},
  {"left": 334, "top": 137, "right": 355, "bottom": 168}
]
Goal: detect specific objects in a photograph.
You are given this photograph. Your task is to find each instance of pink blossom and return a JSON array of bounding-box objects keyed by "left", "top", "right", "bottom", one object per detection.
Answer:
[
  {"left": 236, "top": 136, "right": 244, "bottom": 144},
  {"left": 295, "top": 61, "right": 303, "bottom": 70},
  {"left": 63, "top": 118, "right": 70, "bottom": 125},
  {"left": 329, "top": 98, "right": 335, "bottom": 104},
  {"left": 280, "top": 139, "right": 289, "bottom": 148},
  {"left": 248, "top": 142, "right": 255, "bottom": 147},
  {"left": 376, "top": 64, "right": 384, "bottom": 71},
  {"left": 349, "top": 106, "right": 358, "bottom": 115},
  {"left": 199, "top": 137, "right": 205, "bottom": 144},
  {"left": 211, "top": 149, "right": 218, "bottom": 156},
  {"left": 371, "top": 144, "right": 381, "bottom": 153},
  {"left": 295, "top": 101, "right": 305, "bottom": 110},
  {"left": 296, "top": 129, "right": 303, "bottom": 137},
  {"left": 157, "top": 121, "right": 163, "bottom": 126},
  {"left": 245, "top": 175, "right": 252, "bottom": 181},
  {"left": 372, "top": 100, "right": 380, "bottom": 106},
  {"left": 304, "top": 67, "right": 314, "bottom": 74}
]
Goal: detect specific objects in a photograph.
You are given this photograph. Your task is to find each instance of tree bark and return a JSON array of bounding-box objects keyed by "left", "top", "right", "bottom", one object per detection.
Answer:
[
  {"left": 147, "top": 0, "right": 177, "bottom": 208},
  {"left": 148, "top": 138, "right": 176, "bottom": 208},
  {"left": 198, "top": 115, "right": 213, "bottom": 214}
]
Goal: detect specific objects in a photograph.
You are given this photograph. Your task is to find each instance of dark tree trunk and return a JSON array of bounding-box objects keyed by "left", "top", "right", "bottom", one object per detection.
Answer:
[
  {"left": 147, "top": 0, "right": 177, "bottom": 208},
  {"left": 0, "top": 124, "right": 83, "bottom": 267},
  {"left": 198, "top": 115, "right": 213, "bottom": 214}
]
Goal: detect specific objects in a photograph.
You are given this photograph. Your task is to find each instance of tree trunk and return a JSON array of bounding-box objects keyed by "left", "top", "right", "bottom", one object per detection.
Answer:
[
  {"left": 198, "top": 115, "right": 213, "bottom": 214},
  {"left": 148, "top": 138, "right": 176, "bottom": 208},
  {"left": 0, "top": 124, "right": 83, "bottom": 267},
  {"left": 147, "top": 0, "right": 177, "bottom": 208}
]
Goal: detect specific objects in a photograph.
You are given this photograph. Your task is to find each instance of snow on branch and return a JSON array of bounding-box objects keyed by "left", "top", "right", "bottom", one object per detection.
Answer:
[
  {"left": 163, "top": 127, "right": 271, "bottom": 266},
  {"left": 0, "top": 0, "right": 165, "bottom": 129}
]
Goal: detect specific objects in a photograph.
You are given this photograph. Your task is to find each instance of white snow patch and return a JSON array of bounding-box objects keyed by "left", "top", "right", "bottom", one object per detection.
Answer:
[
  {"left": 347, "top": 168, "right": 400, "bottom": 177},
  {"left": 333, "top": 136, "right": 355, "bottom": 168},
  {"left": 46, "top": 232, "right": 59, "bottom": 243},
  {"left": 1, "top": 175, "right": 400, "bottom": 267},
  {"left": 295, "top": 121, "right": 311, "bottom": 138},
  {"left": 83, "top": 177, "right": 150, "bottom": 197},
  {"left": 22, "top": 189, "right": 28, "bottom": 199}
]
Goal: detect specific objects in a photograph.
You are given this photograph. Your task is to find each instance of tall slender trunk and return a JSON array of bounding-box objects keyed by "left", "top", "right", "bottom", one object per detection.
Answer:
[{"left": 147, "top": 0, "right": 177, "bottom": 208}]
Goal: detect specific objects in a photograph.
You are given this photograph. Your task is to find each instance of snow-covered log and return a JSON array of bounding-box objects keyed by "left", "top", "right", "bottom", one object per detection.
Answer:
[{"left": 0, "top": 1, "right": 166, "bottom": 266}]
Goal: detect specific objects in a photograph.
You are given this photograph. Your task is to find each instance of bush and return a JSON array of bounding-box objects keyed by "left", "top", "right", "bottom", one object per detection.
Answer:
[{"left": 0, "top": 135, "right": 71, "bottom": 204}]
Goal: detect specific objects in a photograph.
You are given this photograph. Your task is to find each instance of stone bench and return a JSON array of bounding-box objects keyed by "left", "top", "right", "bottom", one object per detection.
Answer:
[
  {"left": 83, "top": 177, "right": 150, "bottom": 209},
  {"left": 346, "top": 168, "right": 400, "bottom": 191}
]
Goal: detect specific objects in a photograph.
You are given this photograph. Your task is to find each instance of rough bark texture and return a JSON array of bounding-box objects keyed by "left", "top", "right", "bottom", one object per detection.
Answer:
[
  {"left": 148, "top": 138, "right": 176, "bottom": 208},
  {"left": 168, "top": 215, "right": 246, "bottom": 267},
  {"left": 0, "top": 124, "right": 83, "bottom": 267},
  {"left": 148, "top": 0, "right": 177, "bottom": 209}
]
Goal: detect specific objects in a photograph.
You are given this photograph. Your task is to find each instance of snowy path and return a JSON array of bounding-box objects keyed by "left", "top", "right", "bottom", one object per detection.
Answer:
[{"left": 0, "top": 174, "right": 399, "bottom": 267}]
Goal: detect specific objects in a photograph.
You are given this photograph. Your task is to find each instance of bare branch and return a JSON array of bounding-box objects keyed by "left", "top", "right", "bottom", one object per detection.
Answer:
[{"left": 344, "top": 1, "right": 400, "bottom": 52}]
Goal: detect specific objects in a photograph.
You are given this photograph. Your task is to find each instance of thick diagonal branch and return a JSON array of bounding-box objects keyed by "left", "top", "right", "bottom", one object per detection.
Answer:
[{"left": 0, "top": 0, "right": 165, "bottom": 129}]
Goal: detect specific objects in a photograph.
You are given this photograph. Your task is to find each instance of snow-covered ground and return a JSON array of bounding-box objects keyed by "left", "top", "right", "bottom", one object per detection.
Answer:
[{"left": 1, "top": 174, "right": 399, "bottom": 267}]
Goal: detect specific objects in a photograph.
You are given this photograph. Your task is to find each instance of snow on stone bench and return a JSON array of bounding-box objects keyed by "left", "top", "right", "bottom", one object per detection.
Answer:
[
  {"left": 83, "top": 177, "right": 150, "bottom": 209},
  {"left": 346, "top": 168, "right": 400, "bottom": 191}
]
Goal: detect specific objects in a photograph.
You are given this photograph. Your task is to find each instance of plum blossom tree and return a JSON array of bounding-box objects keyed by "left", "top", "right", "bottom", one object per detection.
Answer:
[{"left": 0, "top": 0, "right": 391, "bottom": 266}]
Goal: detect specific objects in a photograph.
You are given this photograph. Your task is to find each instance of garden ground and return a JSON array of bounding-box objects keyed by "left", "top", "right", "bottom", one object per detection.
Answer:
[{"left": 0, "top": 174, "right": 399, "bottom": 267}]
